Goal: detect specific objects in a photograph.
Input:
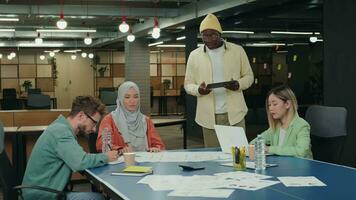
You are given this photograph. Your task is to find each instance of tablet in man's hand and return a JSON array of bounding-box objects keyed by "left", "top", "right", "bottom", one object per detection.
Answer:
[{"left": 206, "top": 80, "right": 237, "bottom": 89}]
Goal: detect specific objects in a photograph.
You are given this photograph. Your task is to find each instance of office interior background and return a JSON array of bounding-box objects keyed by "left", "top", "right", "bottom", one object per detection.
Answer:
[{"left": 0, "top": 0, "right": 355, "bottom": 168}]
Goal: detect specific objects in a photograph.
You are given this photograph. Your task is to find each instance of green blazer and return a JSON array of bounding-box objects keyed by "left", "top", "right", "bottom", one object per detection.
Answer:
[{"left": 251, "top": 114, "right": 313, "bottom": 159}]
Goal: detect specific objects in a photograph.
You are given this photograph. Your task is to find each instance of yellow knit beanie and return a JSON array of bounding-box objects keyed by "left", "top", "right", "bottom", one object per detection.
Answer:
[{"left": 199, "top": 13, "right": 222, "bottom": 33}]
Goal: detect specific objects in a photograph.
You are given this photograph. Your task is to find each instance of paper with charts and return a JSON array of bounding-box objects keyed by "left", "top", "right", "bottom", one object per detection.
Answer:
[
  {"left": 277, "top": 176, "right": 326, "bottom": 187},
  {"left": 135, "top": 151, "right": 231, "bottom": 163},
  {"left": 138, "top": 171, "right": 280, "bottom": 198}
]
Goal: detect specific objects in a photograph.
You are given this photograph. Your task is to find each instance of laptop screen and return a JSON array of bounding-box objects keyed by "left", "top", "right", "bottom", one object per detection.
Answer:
[{"left": 214, "top": 125, "right": 249, "bottom": 155}]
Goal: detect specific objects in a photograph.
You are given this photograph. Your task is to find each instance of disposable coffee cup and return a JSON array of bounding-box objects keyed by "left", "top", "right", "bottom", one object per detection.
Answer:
[
  {"left": 248, "top": 145, "right": 255, "bottom": 160},
  {"left": 123, "top": 152, "right": 136, "bottom": 166}
]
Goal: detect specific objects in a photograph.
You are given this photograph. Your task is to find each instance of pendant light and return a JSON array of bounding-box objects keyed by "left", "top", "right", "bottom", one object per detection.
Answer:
[
  {"left": 152, "top": 17, "right": 160, "bottom": 39},
  {"left": 84, "top": 33, "right": 92, "bottom": 45},
  {"left": 56, "top": 10, "right": 67, "bottom": 29},
  {"left": 35, "top": 32, "right": 43, "bottom": 44},
  {"left": 127, "top": 28, "right": 135, "bottom": 42},
  {"left": 119, "top": 16, "right": 129, "bottom": 33}
]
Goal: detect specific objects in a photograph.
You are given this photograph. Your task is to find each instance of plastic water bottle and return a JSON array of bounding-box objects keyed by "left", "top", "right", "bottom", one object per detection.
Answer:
[
  {"left": 101, "top": 127, "right": 112, "bottom": 153},
  {"left": 254, "top": 134, "right": 266, "bottom": 171}
]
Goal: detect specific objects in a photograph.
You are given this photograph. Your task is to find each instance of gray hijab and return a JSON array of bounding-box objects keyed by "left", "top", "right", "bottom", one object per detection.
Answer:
[{"left": 111, "top": 81, "right": 148, "bottom": 151}]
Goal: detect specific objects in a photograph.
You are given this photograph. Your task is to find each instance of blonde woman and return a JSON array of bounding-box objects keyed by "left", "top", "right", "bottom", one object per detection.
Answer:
[{"left": 251, "top": 85, "right": 312, "bottom": 158}]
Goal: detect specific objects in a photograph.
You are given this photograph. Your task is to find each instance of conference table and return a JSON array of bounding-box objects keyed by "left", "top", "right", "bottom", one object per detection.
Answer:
[{"left": 85, "top": 150, "right": 356, "bottom": 200}]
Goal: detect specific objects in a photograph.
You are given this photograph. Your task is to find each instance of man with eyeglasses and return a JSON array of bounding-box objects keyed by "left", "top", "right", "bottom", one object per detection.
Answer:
[
  {"left": 184, "top": 13, "right": 254, "bottom": 147},
  {"left": 22, "top": 96, "right": 118, "bottom": 200}
]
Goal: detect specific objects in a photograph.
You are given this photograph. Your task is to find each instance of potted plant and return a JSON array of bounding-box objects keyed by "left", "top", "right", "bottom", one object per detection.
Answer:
[
  {"left": 22, "top": 80, "right": 32, "bottom": 91},
  {"left": 98, "top": 66, "right": 108, "bottom": 77}
]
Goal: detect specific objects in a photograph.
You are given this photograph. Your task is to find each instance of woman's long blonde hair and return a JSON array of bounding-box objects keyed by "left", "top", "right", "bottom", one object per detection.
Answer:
[{"left": 266, "top": 85, "right": 298, "bottom": 131}]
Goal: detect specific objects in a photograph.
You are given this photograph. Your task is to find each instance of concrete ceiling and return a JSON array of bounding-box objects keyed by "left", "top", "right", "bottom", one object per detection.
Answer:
[{"left": 0, "top": 0, "right": 323, "bottom": 49}]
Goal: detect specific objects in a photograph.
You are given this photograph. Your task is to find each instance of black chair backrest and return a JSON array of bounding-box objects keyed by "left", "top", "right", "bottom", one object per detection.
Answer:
[
  {"left": 305, "top": 105, "right": 347, "bottom": 164},
  {"left": 2, "top": 89, "right": 17, "bottom": 99},
  {"left": 27, "top": 94, "right": 51, "bottom": 109},
  {"left": 106, "top": 105, "right": 117, "bottom": 113},
  {"left": 1, "top": 89, "right": 21, "bottom": 110},
  {"left": 99, "top": 91, "right": 117, "bottom": 106},
  {"left": 27, "top": 88, "right": 41, "bottom": 95},
  {"left": 0, "top": 121, "right": 20, "bottom": 200}
]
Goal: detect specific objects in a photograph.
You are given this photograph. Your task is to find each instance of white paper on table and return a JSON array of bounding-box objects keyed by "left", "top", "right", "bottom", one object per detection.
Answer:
[
  {"left": 214, "top": 171, "right": 273, "bottom": 180},
  {"left": 135, "top": 151, "right": 231, "bottom": 163},
  {"left": 214, "top": 125, "right": 249, "bottom": 155},
  {"left": 138, "top": 175, "right": 185, "bottom": 191},
  {"left": 108, "top": 156, "right": 124, "bottom": 165},
  {"left": 222, "top": 179, "right": 280, "bottom": 191},
  {"left": 168, "top": 188, "right": 234, "bottom": 198},
  {"left": 277, "top": 176, "right": 326, "bottom": 187}
]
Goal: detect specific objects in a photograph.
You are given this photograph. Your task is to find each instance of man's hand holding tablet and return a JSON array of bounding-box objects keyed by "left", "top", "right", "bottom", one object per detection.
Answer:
[{"left": 207, "top": 80, "right": 239, "bottom": 91}]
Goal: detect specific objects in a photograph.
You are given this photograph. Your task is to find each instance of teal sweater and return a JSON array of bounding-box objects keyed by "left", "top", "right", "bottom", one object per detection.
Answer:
[
  {"left": 251, "top": 115, "right": 313, "bottom": 159},
  {"left": 22, "top": 115, "right": 108, "bottom": 199}
]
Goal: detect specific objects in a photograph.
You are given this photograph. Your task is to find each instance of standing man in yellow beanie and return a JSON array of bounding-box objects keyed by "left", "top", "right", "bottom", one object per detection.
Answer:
[{"left": 184, "top": 13, "right": 254, "bottom": 147}]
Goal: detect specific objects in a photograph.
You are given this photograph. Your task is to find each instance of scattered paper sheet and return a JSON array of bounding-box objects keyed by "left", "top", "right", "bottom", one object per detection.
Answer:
[
  {"left": 135, "top": 151, "right": 231, "bottom": 163},
  {"left": 277, "top": 176, "right": 326, "bottom": 187},
  {"left": 168, "top": 188, "right": 234, "bottom": 198},
  {"left": 222, "top": 179, "right": 280, "bottom": 191}
]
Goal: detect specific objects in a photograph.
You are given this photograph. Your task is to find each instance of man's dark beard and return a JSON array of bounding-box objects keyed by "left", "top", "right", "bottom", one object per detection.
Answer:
[{"left": 78, "top": 124, "right": 86, "bottom": 136}]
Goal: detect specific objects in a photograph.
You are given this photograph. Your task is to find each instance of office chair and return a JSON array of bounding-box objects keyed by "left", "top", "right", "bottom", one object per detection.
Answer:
[
  {"left": 99, "top": 91, "right": 117, "bottom": 106},
  {"left": 27, "top": 88, "right": 41, "bottom": 95},
  {"left": 27, "top": 94, "right": 51, "bottom": 109},
  {"left": 1, "top": 88, "right": 21, "bottom": 110},
  {"left": 0, "top": 121, "right": 66, "bottom": 200},
  {"left": 305, "top": 105, "right": 347, "bottom": 164}
]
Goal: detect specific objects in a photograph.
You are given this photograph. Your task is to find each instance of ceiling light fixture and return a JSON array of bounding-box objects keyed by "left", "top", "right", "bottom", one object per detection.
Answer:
[
  {"left": 37, "top": 29, "right": 96, "bottom": 33},
  {"left": 223, "top": 31, "right": 254, "bottom": 34},
  {"left": 49, "top": 52, "right": 55, "bottom": 57},
  {"left": 271, "top": 31, "right": 313, "bottom": 35},
  {"left": 7, "top": 54, "right": 13, "bottom": 60},
  {"left": 157, "top": 44, "right": 185, "bottom": 48},
  {"left": 84, "top": 33, "right": 92, "bottom": 45},
  {"left": 0, "top": 29, "right": 15, "bottom": 32},
  {"left": 63, "top": 49, "right": 81, "bottom": 53},
  {"left": 56, "top": 10, "right": 67, "bottom": 29},
  {"left": 10, "top": 52, "right": 16, "bottom": 57},
  {"left": 71, "top": 54, "right": 77, "bottom": 60},
  {"left": 127, "top": 29, "right": 135, "bottom": 42},
  {"left": 152, "top": 17, "right": 161, "bottom": 39},
  {"left": 309, "top": 36, "right": 318, "bottom": 43},
  {"left": 0, "top": 53, "right": 2, "bottom": 59},
  {"left": 39, "top": 55, "right": 46, "bottom": 60},
  {"left": 88, "top": 53, "right": 94, "bottom": 59},
  {"left": 81, "top": 52, "right": 87, "bottom": 58},
  {"left": 176, "top": 36, "right": 186, "bottom": 41},
  {"left": 148, "top": 41, "right": 163, "bottom": 47},
  {"left": 18, "top": 43, "right": 64, "bottom": 47},
  {"left": 119, "top": 16, "right": 129, "bottom": 33},
  {"left": 35, "top": 32, "right": 43, "bottom": 44},
  {"left": 245, "top": 43, "right": 286, "bottom": 47},
  {"left": 0, "top": 18, "right": 19, "bottom": 21}
]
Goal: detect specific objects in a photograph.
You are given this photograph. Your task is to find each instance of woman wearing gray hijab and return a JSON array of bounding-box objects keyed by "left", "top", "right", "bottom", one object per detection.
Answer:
[{"left": 96, "top": 81, "right": 165, "bottom": 153}]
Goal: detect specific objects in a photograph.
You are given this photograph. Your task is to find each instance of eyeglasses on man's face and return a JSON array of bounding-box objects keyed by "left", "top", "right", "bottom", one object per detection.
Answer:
[{"left": 84, "top": 112, "right": 99, "bottom": 126}]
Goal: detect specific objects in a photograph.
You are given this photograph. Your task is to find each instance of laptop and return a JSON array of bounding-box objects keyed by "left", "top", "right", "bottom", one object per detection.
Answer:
[{"left": 214, "top": 125, "right": 249, "bottom": 155}]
